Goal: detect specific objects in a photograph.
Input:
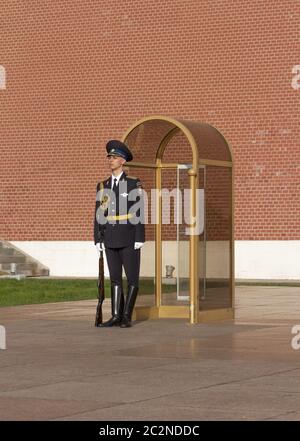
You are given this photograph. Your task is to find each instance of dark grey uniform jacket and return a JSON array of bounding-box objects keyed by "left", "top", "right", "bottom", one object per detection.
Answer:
[{"left": 94, "top": 171, "right": 145, "bottom": 248}]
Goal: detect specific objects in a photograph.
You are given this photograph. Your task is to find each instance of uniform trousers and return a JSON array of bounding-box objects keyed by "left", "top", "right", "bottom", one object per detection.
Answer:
[{"left": 105, "top": 245, "right": 141, "bottom": 287}]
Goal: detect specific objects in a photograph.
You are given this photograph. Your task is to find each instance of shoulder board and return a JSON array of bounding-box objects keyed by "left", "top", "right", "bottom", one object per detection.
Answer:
[
  {"left": 126, "top": 175, "right": 138, "bottom": 180},
  {"left": 99, "top": 177, "right": 111, "bottom": 187}
]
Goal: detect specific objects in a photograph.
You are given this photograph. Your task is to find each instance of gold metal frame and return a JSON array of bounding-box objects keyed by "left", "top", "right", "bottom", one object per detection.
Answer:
[{"left": 122, "top": 115, "right": 234, "bottom": 324}]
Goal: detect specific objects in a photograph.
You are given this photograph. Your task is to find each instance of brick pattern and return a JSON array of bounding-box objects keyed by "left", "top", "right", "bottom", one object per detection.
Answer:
[{"left": 1, "top": 1, "right": 299, "bottom": 241}]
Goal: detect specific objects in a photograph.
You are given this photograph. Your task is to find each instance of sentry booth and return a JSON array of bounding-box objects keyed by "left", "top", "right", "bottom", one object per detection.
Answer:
[{"left": 122, "top": 115, "right": 234, "bottom": 324}]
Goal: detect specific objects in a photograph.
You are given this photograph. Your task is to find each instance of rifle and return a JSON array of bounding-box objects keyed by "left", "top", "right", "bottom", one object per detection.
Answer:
[{"left": 95, "top": 249, "right": 105, "bottom": 326}]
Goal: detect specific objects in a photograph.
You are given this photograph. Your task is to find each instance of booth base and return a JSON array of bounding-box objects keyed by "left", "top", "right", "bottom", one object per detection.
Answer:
[{"left": 133, "top": 305, "right": 234, "bottom": 323}]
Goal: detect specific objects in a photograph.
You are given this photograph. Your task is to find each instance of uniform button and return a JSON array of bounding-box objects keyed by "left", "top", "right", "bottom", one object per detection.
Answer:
[
  {"left": 112, "top": 210, "right": 115, "bottom": 213},
  {"left": 112, "top": 202, "right": 115, "bottom": 205}
]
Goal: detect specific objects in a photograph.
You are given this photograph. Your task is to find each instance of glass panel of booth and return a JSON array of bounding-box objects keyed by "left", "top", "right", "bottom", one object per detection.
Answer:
[
  {"left": 198, "top": 167, "right": 206, "bottom": 306},
  {"left": 161, "top": 167, "right": 179, "bottom": 306},
  {"left": 199, "top": 165, "right": 232, "bottom": 311},
  {"left": 160, "top": 163, "right": 196, "bottom": 306},
  {"left": 177, "top": 164, "right": 191, "bottom": 302}
]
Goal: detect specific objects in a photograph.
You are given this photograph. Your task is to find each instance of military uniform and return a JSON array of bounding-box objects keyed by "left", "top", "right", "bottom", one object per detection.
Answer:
[
  {"left": 94, "top": 140, "right": 145, "bottom": 328},
  {"left": 94, "top": 172, "right": 145, "bottom": 249}
]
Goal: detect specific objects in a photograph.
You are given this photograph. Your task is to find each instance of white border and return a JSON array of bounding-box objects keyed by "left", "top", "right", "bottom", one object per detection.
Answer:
[{"left": 10, "top": 240, "right": 300, "bottom": 280}]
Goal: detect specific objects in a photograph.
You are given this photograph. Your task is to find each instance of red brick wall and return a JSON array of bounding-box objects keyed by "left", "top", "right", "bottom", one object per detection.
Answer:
[{"left": 1, "top": 0, "right": 299, "bottom": 241}]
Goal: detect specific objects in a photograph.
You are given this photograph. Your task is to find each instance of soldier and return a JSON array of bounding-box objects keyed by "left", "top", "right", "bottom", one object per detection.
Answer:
[{"left": 94, "top": 140, "right": 145, "bottom": 328}]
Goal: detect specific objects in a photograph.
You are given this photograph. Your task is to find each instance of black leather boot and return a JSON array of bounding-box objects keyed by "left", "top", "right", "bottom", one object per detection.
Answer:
[
  {"left": 120, "top": 285, "right": 139, "bottom": 328},
  {"left": 97, "top": 285, "right": 124, "bottom": 327}
]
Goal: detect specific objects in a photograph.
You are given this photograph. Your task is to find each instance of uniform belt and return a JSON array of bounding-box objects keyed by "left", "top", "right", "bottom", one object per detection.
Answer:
[{"left": 106, "top": 213, "right": 133, "bottom": 221}]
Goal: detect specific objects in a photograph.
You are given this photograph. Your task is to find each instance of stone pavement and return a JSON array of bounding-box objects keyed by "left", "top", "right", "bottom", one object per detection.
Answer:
[{"left": 0, "top": 286, "right": 299, "bottom": 421}]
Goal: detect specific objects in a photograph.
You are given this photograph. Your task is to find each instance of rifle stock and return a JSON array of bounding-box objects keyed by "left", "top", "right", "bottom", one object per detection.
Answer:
[{"left": 95, "top": 249, "right": 105, "bottom": 326}]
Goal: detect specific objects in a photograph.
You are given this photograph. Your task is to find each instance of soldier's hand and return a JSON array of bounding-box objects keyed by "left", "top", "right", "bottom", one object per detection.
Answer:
[
  {"left": 134, "top": 242, "right": 144, "bottom": 250},
  {"left": 96, "top": 242, "right": 105, "bottom": 257}
]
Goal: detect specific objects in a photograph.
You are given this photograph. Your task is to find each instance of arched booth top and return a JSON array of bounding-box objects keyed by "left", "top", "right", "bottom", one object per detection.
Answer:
[{"left": 122, "top": 115, "right": 232, "bottom": 173}]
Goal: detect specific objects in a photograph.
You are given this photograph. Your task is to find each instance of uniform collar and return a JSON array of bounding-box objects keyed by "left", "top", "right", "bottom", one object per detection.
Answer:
[
  {"left": 105, "top": 171, "right": 127, "bottom": 188},
  {"left": 111, "top": 171, "right": 125, "bottom": 184}
]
